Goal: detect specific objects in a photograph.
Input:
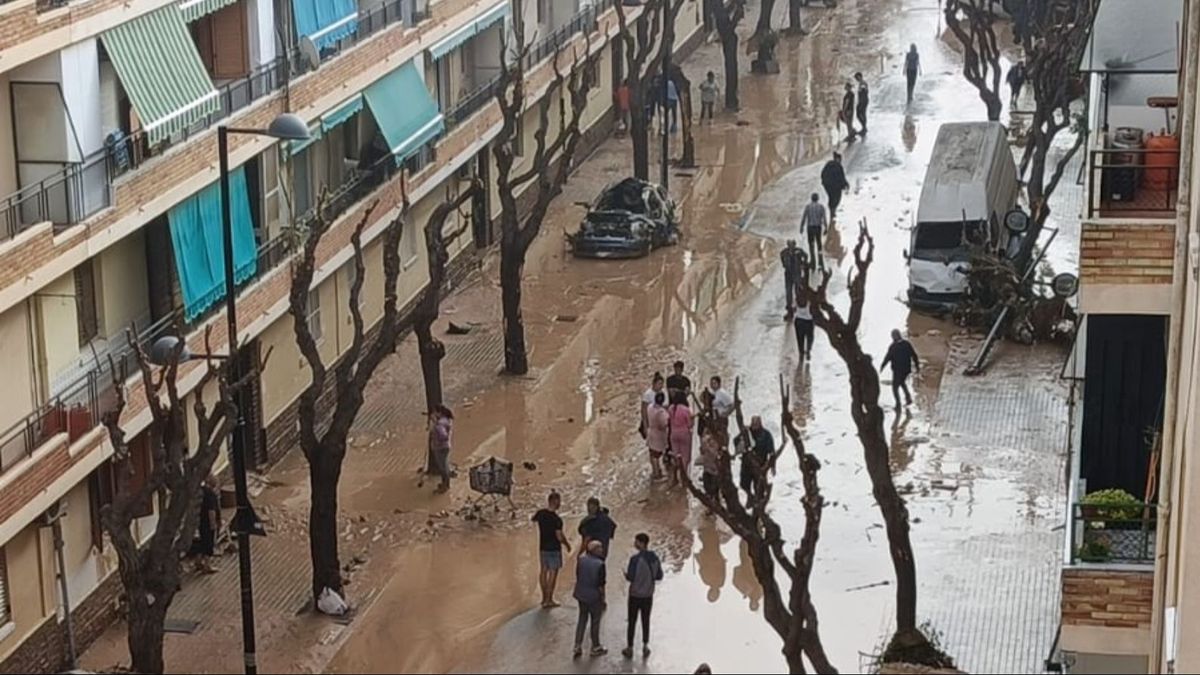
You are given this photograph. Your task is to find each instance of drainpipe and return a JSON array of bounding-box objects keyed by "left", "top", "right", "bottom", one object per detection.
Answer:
[
  {"left": 42, "top": 511, "right": 78, "bottom": 670},
  {"left": 1150, "top": 4, "right": 1198, "bottom": 671}
]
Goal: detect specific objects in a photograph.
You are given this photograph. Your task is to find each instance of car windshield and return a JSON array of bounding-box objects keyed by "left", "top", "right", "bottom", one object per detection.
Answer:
[
  {"left": 914, "top": 222, "right": 964, "bottom": 250},
  {"left": 595, "top": 179, "right": 652, "bottom": 213}
]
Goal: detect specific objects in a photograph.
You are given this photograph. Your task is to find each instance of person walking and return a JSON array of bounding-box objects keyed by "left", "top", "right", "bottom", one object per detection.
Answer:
[
  {"left": 188, "top": 474, "right": 221, "bottom": 574},
  {"left": 738, "top": 416, "right": 776, "bottom": 497},
  {"left": 780, "top": 240, "right": 805, "bottom": 318},
  {"left": 646, "top": 391, "right": 670, "bottom": 480},
  {"left": 616, "top": 81, "right": 632, "bottom": 134},
  {"left": 573, "top": 540, "right": 609, "bottom": 658},
  {"left": 532, "top": 492, "right": 572, "bottom": 608},
  {"left": 839, "top": 82, "right": 857, "bottom": 140},
  {"left": 699, "top": 71, "right": 720, "bottom": 122},
  {"left": 579, "top": 497, "right": 618, "bottom": 559},
  {"left": 667, "top": 398, "right": 694, "bottom": 486},
  {"left": 854, "top": 72, "right": 870, "bottom": 134},
  {"left": 699, "top": 376, "right": 734, "bottom": 442},
  {"left": 794, "top": 295, "right": 814, "bottom": 361},
  {"left": 904, "top": 44, "right": 921, "bottom": 104},
  {"left": 800, "top": 193, "right": 828, "bottom": 269},
  {"left": 1006, "top": 60, "right": 1027, "bottom": 106},
  {"left": 428, "top": 405, "right": 454, "bottom": 493},
  {"left": 880, "top": 328, "right": 921, "bottom": 409},
  {"left": 820, "top": 152, "right": 850, "bottom": 220},
  {"left": 665, "top": 76, "right": 680, "bottom": 133},
  {"left": 666, "top": 360, "right": 692, "bottom": 406},
  {"left": 623, "top": 533, "right": 664, "bottom": 658}
]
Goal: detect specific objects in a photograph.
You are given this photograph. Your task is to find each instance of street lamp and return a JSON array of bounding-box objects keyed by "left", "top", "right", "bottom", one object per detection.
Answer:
[{"left": 218, "top": 113, "right": 308, "bottom": 675}]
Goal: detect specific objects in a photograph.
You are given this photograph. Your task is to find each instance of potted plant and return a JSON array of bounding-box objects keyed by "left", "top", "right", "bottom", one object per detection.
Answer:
[{"left": 1078, "top": 488, "right": 1152, "bottom": 562}]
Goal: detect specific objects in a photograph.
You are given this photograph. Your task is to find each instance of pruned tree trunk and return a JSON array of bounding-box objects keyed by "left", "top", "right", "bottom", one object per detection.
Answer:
[
  {"left": 308, "top": 449, "right": 343, "bottom": 600},
  {"left": 415, "top": 184, "right": 476, "bottom": 471},
  {"left": 673, "top": 65, "right": 697, "bottom": 167},
  {"left": 756, "top": 0, "right": 777, "bottom": 40},
  {"left": 617, "top": 0, "right": 685, "bottom": 181},
  {"left": 493, "top": 0, "right": 598, "bottom": 375},
  {"left": 788, "top": 0, "right": 804, "bottom": 34},
  {"left": 713, "top": 0, "right": 744, "bottom": 110},
  {"left": 631, "top": 98, "right": 651, "bottom": 180},
  {"left": 944, "top": 0, "right": 1005, "bottom": 121},
  {"left": 683, "top": 377, "right": 837, "bottom": 674},
  {"left": 799, "top": 224, "right": 953, "bottom": 668},
  {"left": 100, "top": 327, "right": 246, "bottom": 673}
]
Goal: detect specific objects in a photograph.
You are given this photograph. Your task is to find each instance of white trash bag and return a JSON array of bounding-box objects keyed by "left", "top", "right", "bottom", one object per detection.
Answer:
[{"left": 317, "top": 587, "right": 349, "bottom": 616}]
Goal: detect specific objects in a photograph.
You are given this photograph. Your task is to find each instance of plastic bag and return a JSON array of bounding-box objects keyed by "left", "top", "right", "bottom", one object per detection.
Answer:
[{"left": 317, "top": 587, "right": 349, "bottom": 616}]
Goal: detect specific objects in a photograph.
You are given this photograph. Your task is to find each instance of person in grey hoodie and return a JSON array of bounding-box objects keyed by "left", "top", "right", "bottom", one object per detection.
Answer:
[
  {"left": 573, "top": 541, "right": 608, "bottom": 658},
  {"left": 622, "top": 533, "right": 664, "bottom": 658}
]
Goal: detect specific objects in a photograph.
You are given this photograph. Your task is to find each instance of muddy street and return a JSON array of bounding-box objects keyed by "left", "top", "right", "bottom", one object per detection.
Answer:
[{"left": 76, "top": 1, "right": 1074, "bottom": 673}]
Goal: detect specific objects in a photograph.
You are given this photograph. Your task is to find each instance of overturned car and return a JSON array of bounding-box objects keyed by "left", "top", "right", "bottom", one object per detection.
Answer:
[{"left": 567, "top": 178, "right": 679, "bottom": 259}]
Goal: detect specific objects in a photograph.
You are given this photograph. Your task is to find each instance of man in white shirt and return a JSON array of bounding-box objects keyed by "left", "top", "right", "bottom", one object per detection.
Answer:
[
  {"left": 640, "top": 372, "right": 665, "bottom": 436},
  {"left": 700, "top": 376, "right": 735, "bottom": 442},
  {"left": 794, "top": 296, "right": 814, "bottom": 361}
]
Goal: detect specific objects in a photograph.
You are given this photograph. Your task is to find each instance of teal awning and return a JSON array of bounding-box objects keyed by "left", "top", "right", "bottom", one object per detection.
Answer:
[
  {"left": 292, "top": 0, "right": 358, "bottom": 50},
  {"left": 178, "top": 0, "right": 238, "bottom": 22},
  {"left": 101, "top": 6, "right": 219, "bottom": 145},
  {"left": 363, "top": 62, "right": 445, "bottom": 163},
  {"left": 429, "top": 0, "right": 510, "bottom": 60},
  {"left": 321, "top": 95, "right": 363, "bottom": 133},
  {"left": 167, "top": 167, "right": 258, "bottom": 322}
]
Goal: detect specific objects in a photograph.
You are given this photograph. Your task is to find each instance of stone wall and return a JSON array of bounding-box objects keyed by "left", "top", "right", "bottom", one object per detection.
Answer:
[{"left": 1061, "top": 567, "right": 1155, "bottom": 629}]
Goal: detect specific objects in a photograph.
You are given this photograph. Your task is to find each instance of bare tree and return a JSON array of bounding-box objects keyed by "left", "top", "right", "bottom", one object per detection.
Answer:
[
  {"left": 288, "top": 199, "right": 416, "bottom": 604},
  {"left": 100, "top": 329, "right": 247, "bottom": 673},
  {"left": 493, "top": 2, "right": 597, "bottom": 375},
  {"left": 415, "top": 183, "right": 477, "bottom": 471},
  {"left": 712, "top": 0, "right": 747, "bottom": 110},
  {"left": 755, "top": 0, "right": 778, "bottom": 41},
  {"left": 684, "top": 378, "right": 836, "bottom": 674},
  {"left": 944, "top": 0, "right": 1005, "bottom": 121},
  {"left": 1016, "top": 0, "right": 1097, "bottom": 249},
  {"left": 619, "top": 0, "right": 667, "bottom": 180},
  {"left": 787, "top": 0, "right": 806, "bottom": 35},
  {"left": 797, "top": 225, "right": 954, "bottom": 669}
]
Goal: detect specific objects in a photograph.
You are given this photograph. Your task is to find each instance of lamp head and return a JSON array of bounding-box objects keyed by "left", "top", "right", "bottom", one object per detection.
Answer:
[
  {"left": 265, "top": 113, "right": 311, "bottom": 141},
  {"left": 148, "top": 335, "right": 190, "bottom": 365}
]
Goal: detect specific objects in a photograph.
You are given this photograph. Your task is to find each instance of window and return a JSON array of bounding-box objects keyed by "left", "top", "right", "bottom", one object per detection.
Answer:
[
  {"left": 344, "top": 260, "right": 365, "bottom": 308},
  {"left": 513, "top": 117, "right": 526, "bottom": 158},
  {"left": 74, "top": 259, "right": 100, "bottom": 346},
  {"left": 306, "top": 289, "right": 323, "bottom": 344},
  {"left": 190, "top": 3, "right": 251, "bottom": 80},
  {"left": 402, "top": 218, "right": 419, "bottom": 270},
  {"left": 261, "top": 149, "right": 285, "bottom": 240},
  {"left": 536, "top": 0, "right": 547, "bottom": 23},
  {"left": 0, "top": 547, "right": 9, "bottom": 628}
]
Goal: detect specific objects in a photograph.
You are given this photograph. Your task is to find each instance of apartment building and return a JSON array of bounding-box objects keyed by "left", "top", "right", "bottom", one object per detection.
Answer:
[
  {"left": 0, "top": 0, "right": 707, "bottom": 670},
  {"left": 1053, "top": 0, "right": 1189, "bottom": 672}
]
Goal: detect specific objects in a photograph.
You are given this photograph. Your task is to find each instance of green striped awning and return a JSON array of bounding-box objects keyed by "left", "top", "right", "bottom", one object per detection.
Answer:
[
  {"left": 101, "top": 6, "right": 219, "bottom": 145},
  {"left": 178, "top": 0, "right": 238, "bottom": 22}
]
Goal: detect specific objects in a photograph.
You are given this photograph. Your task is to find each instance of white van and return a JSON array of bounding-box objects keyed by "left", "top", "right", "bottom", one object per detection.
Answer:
[{"left": 907, "top": 122, "right": 1020, "bottom": 309}]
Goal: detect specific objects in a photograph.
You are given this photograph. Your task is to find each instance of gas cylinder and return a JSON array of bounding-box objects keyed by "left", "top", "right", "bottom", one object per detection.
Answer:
[{"left": 1143, "top": 132, "right": 1180, "bottom": 191}]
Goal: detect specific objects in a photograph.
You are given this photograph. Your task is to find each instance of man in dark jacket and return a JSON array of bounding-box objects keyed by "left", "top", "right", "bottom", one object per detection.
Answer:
[
  {"left": 579, "top": 497, "right": 618, "bottom": 559},
  {"left": 821, "top": 152, "right": 850, "bottom": 219},
  {"left": 623, "top": 533, "right": 663, "bottom": 658},
  {"left": 573, "top": 541, "right": 608, "bottom": 658},
  {"left": 880, "top": 329, "right": 921, "bottom": 409},
  {"left": 854, "top": 72, "right": 869, "bottom": 133},
  {"left": 738, "top": 415, "right": 776, "bottom": 497},
  {"left": 780, "top": 240, "right": 806, "bottom": 318}
]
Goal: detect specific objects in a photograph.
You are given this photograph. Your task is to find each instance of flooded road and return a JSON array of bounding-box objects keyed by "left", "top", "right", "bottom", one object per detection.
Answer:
[{"left": 325, "top": 0, "right": 1075, "bottom": 673}]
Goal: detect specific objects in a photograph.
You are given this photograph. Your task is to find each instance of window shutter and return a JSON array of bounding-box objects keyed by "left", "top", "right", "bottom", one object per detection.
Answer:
[
  {"left": 191, "top": 17, "right": 215, "bottom": 73},
  {"left": 128, "top": 432, "right": 154, "bottom": 519},
  {"left": 210, "top": 3, "right": 249, "bottom": 79}
]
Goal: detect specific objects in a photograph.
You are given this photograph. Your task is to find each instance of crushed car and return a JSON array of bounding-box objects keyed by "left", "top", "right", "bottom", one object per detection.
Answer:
[{"left": 567, "top": 178, "right": 679, "bottom": 259}]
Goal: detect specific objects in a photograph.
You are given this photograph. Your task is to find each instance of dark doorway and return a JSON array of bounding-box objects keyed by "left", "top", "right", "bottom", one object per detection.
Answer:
[{"left": 1080, "top": 315, "right": 1167, "bottom": 498}]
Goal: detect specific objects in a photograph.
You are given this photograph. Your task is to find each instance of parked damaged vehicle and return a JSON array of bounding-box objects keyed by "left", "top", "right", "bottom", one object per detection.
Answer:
[{"left": 568, "top": 178, "right": 679, "bottom": 258}]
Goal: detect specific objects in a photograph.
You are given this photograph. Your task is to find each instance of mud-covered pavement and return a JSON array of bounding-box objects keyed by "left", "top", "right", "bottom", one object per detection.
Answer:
[{"left": 80, "top": 1, "right": 1076, "bottom": 673}]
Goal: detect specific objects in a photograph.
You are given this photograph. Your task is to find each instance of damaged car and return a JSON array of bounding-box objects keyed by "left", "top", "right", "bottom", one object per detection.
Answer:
[{"left": 568, "top": 178, "right": 679, "bottom": 259}]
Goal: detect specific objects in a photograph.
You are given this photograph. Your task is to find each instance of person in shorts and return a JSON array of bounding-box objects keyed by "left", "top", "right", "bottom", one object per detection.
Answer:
[{"left": 532, "top": 492, "right": 572, "bottom": 608}]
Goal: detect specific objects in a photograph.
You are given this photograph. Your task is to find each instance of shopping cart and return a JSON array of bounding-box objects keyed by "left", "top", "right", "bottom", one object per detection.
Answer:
[{"left": 467, "top": 457, "right": 516, "bottom": 513}]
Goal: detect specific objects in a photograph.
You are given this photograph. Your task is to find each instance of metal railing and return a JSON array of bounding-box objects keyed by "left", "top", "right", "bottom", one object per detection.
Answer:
[
  {"left": 444, "top": 76, "right": 502, "bottom": 128},
  {"left": 0, "top": 152, "right": 111, "bottom": 240},
  {"left": 1087, "top": 146, "right": 1181, "bottom": 219},
  {"left": 35, "top": 0, "right": 69, "bottom": 10},
  {"left": 0, "top": 311, "right": 178, "bottom": 477},
  {"left": 1071, "top": 501, "right": 1158, "bottom": 565},
  {"left": 523, "top": 0, "right": 612, "bottom": 71},
  {"left": 301, "top": 0, "right": 430, "bottom": 73}
]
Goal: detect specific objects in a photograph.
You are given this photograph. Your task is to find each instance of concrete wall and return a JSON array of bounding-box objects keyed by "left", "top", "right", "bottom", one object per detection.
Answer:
[
  {"left": 95, "top": 229, "right": 149, "bottom": 337},
  {"left": 0, "top": 523, "right": 53, "bottom": 663},
  {"left": 35, "top": 272, "right": 79, "bottom": 388}
]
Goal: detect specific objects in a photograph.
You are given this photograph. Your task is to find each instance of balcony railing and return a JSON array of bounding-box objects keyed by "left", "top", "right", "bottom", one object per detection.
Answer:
[
  {"left": 1071, "top": 501, "right": 1158, "bottom": 565},
  {"left": 523, "top": 0, "right": 612, "bottom": 71},
  {"left": 0, "top": 311, "right": 178, "bottom": 477},
  {"left": 1087, "top": 146, "right": 1180, "bottom": 219}
]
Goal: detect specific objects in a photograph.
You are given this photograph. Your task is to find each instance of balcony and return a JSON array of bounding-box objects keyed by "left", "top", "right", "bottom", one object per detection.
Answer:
[
  {"left": 1070, "top": 501, "right": 1157, "bottom": 566},
  {"left": 1086, "top": 144, "right": 1180, "bottom": 220}
]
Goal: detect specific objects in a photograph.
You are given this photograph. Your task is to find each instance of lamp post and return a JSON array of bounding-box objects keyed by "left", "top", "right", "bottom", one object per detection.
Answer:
[
  {"left": 218, "top": 114, "right": 308, "bottom": 675},
  {"left": 659, "top": 0, "right": 671, "bottom": 191},
  {"left": 154, "top": 113, "right": 308, "bottom": 675}
]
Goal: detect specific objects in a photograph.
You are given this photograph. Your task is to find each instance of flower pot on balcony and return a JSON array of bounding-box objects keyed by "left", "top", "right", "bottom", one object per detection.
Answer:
[{"left": 66, "top": 404, "right": 94, "bottom": 443}]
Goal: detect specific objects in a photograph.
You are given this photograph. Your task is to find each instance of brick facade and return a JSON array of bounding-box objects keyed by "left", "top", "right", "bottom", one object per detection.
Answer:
[
  {"left": 1079, "top": 222, "right": 1176, "bottom": 285},
  {"left": 0, "top": 565, "right": 122, "bottom": 674},
  {"left": 1061, "top": 567, "right": 1155, "bottom": 629}
]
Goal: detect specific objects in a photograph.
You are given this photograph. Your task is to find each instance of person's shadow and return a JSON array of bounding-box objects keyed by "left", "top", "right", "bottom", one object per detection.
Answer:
[
  {"left": 695, "top": 520, "right": 727, "bottom": 603},
  {"left": 731, "top": 540, "right": 763, "bottom": 612}
]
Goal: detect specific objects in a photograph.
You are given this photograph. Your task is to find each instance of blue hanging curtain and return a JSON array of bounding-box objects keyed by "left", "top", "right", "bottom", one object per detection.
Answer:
[
  {"left": 168, "top": 167, "right": 258, "bottom": 322},
  {"left": 292, "top": 0, "right": 359, "bottom": 50}
]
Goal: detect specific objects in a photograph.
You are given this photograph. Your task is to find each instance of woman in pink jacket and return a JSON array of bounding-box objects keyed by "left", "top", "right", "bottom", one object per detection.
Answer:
[
  {"left": 667, "top": 401, "right": 694, "bottom": 486},
  {"left": 645, "top": 392, "right": 670, "bottom": 480}
]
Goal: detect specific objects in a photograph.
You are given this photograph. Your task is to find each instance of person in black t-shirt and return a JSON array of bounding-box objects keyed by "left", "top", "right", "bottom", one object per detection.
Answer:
[
  {"left": 880, "top": 329, "right": 921, "bottom": 409},
  {"left": 578, "top": 497, "right": 618, "bottom": 560},
  {"left": 665, "top": 360, "right": 691, "bottom": 406},
  {"left": 532, "top": 492, "right": 572, "bottom": 608}
]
